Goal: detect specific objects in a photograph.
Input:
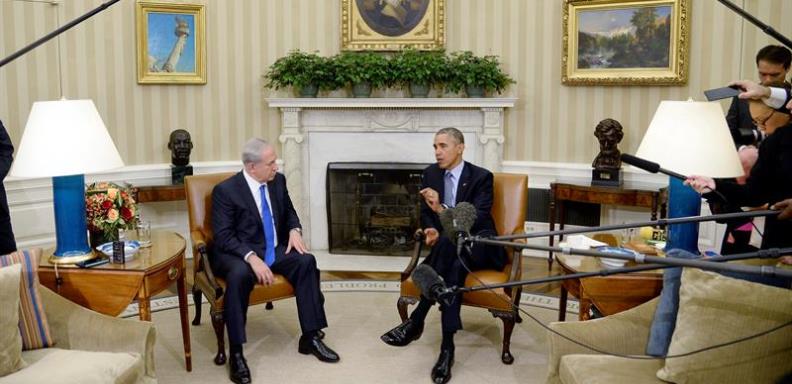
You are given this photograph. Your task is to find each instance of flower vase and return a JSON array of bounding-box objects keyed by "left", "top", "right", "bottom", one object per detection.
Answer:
[{"left": 89, "top": 229, "right": 119, "bottom": 250}]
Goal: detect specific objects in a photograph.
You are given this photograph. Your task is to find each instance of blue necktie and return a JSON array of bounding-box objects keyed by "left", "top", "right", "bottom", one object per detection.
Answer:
[
  {"left": 443, "top": 172, "right": 455, "bottom": 208},
  {"left": 259, "top": 185, "right": 276, "bottom": 266}
]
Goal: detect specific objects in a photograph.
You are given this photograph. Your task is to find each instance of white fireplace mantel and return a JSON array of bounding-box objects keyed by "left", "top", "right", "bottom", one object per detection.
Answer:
[{"left": 266, "top": 97, "right": 516, "bottom": 250}]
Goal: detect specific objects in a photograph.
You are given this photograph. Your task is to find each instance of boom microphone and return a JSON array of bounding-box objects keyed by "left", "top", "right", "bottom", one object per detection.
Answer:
[
  {"left": 412, "top": 264, "right": 456, "bottom": 306},
  {"left": 437, "top": 202, "right": 477, "bottom": 245},
  {"left": 621, "top": 153, "right": 687, "bottom": 181}
]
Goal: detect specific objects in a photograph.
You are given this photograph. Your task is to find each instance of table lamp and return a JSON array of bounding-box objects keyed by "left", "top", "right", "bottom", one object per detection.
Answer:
[
  {"left": 634, "top": 99, "right": 743, "bottom": 253},
  {"left": 10, "top": 99, "right": 124, "bottom": 264}
]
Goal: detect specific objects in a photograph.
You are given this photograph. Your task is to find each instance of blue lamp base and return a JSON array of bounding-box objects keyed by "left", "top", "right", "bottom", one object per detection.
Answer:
[
  {"left": 51, "top": 174, "right": 95, "bottom": 264},
  {"left": 665, "top": 177, "right": 701, "bottom": 254}
]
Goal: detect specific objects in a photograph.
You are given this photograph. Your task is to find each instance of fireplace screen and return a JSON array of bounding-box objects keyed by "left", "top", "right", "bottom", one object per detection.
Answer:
[{"left": 326, "top": 162, "right": 428, "bottom": 256}]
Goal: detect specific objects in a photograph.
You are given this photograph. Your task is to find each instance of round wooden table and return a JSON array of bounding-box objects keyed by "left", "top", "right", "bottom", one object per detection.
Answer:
[{"left": 39, "top": 230, "right": 192, "bottom": 371}]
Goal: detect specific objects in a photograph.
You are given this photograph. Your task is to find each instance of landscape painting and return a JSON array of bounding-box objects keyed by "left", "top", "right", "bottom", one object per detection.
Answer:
[{"left": 562, "top": 0, "right": 689, "bottom": 86}]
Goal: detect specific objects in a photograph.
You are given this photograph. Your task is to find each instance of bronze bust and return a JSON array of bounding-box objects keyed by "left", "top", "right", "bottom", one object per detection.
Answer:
[
  {"left": 167, "top": 129, "right": 193, "bottom": 184},
  {"left": 592, "top": 118, "right": 624, "bottom": 186},
  {"left": 168, "top": 129, "right": 193, "bottom": 167}
]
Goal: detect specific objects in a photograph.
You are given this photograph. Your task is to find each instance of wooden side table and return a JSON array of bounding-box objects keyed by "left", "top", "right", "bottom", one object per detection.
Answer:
[
  {"left": 132, "top": 184, "right": 186, "bottom": 203},
  {"left": 555, "top": 250, "right": 663, "bottom": 321},
  {"left": 38, "top": 231, "right": 192, "bottom": 371},
  {"left": 548, "top": 180, "right": 667, "bottom": 268}
]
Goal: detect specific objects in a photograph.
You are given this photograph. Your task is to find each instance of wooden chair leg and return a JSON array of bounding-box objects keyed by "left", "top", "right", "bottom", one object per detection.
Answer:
[
  {"left": 210, "top": 310, "right": 227, "bottom": 366},
  {"left": 397, "top": 296, "right": 417, "bottom": 322},
  {"left": 191, "top": 288, "right": 202, "bottom": 326},
  {"left": 265, "top": 301, "right": 274, "bottom": 310},
  {"left": 492, "top": 311, "right": 515, "bottom": 365}
]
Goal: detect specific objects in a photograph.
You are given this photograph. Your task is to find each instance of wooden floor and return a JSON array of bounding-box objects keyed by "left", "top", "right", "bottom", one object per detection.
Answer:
[{"left": 185, "top": 256, "right": 565, "bottom": 298}]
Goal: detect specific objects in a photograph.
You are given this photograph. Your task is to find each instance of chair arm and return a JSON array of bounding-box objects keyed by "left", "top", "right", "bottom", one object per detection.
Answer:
[
  {"left": 40, "top": 285, "right": 157, "bottom": 378},
  {"left": 400, "top": 229, "right": 425, "bottom": 282},
  {"left": 545, "top": 297, "right": 659, "bottom": 383},
  {"left": 191, "top": 229, "right": 223, "bottom": 298}
]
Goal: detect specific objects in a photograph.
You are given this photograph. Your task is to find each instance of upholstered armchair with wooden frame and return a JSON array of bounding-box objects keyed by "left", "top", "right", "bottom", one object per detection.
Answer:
[
  {"left": 397, "top": 173, "right": 528, "bottom": 364},
  {"left": 185, "top": 172, "right": 295, "bottom": 365}
]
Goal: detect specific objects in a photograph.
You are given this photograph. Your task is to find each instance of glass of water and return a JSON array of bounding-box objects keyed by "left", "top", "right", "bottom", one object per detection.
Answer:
[{"left": 137, "top": 220, "right": 152, "bottom": 247}]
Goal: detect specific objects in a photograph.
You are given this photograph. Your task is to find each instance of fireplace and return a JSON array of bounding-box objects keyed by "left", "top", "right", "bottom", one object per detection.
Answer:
[{"left": 326, "top": 162, "right": 429, "bottom": 256}]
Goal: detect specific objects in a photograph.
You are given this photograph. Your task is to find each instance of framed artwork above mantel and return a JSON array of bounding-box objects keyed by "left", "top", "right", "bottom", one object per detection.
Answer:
[
  {"left": 562, "top": 0, "right": 689, "bottom": 86},
  {"left": 341, "top": 0, "right": 445, "bottom": 51}
]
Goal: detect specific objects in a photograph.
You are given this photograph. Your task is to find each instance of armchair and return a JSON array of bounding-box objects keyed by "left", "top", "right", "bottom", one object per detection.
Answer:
[
  {"left": 397, "top": 173, "right": 528, "bottom": 364},
  {"left": 185, "top": 172, "right": 295, "bottom": 366}
]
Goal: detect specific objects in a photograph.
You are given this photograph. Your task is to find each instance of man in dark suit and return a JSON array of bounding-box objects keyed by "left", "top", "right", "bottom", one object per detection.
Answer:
[
  {"left": 381, "top": 127, "right": 506, "bottom": 384},
  {"left": 0, "top": 120, "right": 15, "bottom": 255},
  {"left": 211, "top": 138, "right": 339, "bottom": 384},
  {"left": 726, "top": 45, "right": 791, "bottom": 148}
]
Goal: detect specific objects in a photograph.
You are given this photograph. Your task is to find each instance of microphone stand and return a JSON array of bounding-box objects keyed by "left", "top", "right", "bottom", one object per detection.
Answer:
[
  {"left": 454, "top": 248, "right": 788, "bottom": 294},
  {"left": 717, "top": 0, "right": 792, "bottom": 50},
  {"left": 469, "top": 236, "right": 792, "bottom": 279},
  {"left": 0, "top": 0, "right": 122, "bottom": 69},
  {"left": 494, "top": 209, "right": 778, "bottom": 241}
]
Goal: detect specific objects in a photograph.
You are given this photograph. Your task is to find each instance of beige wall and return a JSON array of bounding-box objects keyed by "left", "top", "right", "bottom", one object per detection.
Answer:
[{"left": 1, "top": 0, "right": 791, "bottom": 165}]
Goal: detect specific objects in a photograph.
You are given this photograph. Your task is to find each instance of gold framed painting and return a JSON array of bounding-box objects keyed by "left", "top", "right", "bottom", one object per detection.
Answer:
[
  {"left": 341, "top": 0, "right": 445, "bottom": 51},
  {"left": 562, "top": 0, "right": 689, "bottom": 86},
  {"left": 136, "top": 2, "right": 206, "bottom": 84}
]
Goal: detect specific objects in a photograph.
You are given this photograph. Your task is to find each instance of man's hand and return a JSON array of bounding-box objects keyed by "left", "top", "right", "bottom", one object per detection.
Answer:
[
  {"left": 285, "top": 228, "right": 308, "bottom": 255},
  {"left": 419, "top": 187, "right": 443, "bottom": 213},
  {"left": 684, "top": 175, "right": 716, "bottom": 194},
  {"left": 424, "top": 228, "right": 439, "bottom": 247},
  {"left": 248, "top": 255, "right": 275, "bottom": 285},
  {"left": 729, "top": 80, "right": 771, "bottom": 100},
  {"left": 772, "top": 198, "right": 792, "bottom": 220}
]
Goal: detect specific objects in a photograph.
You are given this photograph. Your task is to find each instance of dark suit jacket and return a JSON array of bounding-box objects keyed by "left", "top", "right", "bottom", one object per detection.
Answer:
[
  {"left": 210, "top": 171, "right": 301, "bottom": 263},
  {"left": 0, "top": 121, "right": 15, "bottom": 255},
  {"left": 725, "top": 97, "right": 757, "bottom": 148},
  {"left": 420, "top": 161, "right": 497, "bottom": 238}
]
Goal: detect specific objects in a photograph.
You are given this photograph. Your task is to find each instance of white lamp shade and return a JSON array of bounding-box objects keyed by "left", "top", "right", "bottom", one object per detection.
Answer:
[
  {"left": 10, "top": 99, "right": 124, "bottom": 178},
  {"left": 635, "top": 100, "right": 743, "bottom": 178}
]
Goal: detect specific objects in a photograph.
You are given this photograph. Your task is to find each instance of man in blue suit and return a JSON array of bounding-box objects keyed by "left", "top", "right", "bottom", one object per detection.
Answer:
[
  {"left": 381, "top": 127, "right": 506, "bottom": 384},
  {"left": 211, "top": 138, "right": 339, "bottom": 384}
]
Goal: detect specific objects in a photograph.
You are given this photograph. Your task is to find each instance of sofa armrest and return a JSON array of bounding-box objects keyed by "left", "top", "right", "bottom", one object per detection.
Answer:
[
  {"left": 40, "top": 285, "right": 157, "bottom": 378},
  {"left": 546, "top": 297, "right": 658, "bottom": 384}
]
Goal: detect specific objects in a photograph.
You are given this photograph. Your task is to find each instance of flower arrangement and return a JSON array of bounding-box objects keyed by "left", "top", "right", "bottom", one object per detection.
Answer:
[{"left": 85, "top": 182, "right": 137, "bottom": 244}]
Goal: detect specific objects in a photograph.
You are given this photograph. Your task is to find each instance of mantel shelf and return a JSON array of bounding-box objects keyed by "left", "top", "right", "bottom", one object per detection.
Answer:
[{"left": 266, "top": 97, "right": 517, "bottom": 109}]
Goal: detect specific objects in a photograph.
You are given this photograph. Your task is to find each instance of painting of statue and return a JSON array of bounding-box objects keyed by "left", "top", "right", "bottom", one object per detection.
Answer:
[{"left": 136, "top": 2, "right": 206, "bottom": 84}]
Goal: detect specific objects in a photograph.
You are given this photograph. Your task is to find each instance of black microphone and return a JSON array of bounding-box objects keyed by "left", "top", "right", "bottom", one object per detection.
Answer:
[
  {"left": 412, "top": 264, "right": 456, "bottom": 307},
  {"left": 621, "top": 153, "right": 687, "bottom": 181},
  {"left": 437, "top": 202, "right": 477, "bottom": 245}
]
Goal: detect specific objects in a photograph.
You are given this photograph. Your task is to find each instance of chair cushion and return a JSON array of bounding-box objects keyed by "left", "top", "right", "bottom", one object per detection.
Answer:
[
  {"left": 0, "top": 249, "right": 54, "bottom": 350},
  {"left": 3, "top": 348, "right": 145, "bottom": 384},
  {"left": 0, "top": 264, "right": 25, "bottom": 377},
  {"left": 656, "top": 268, "right": 792, "bottom": 384},
  {"left": 559, "top": 354, "right": 665, "bottom": 384}
]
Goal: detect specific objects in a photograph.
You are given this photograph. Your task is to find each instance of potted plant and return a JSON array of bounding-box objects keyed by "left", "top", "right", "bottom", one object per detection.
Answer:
[
  {"left": 263, "top": 50, "right": 338, "bottom": 97},
  {"left": 333, "top": 51, "right": 390, "bottom": 97},
  {"left": 446, "top": 51, "right": 515, "bottom": 97},
  {"left": 390, "top": 49, "right": 447, "bottom": 97}
]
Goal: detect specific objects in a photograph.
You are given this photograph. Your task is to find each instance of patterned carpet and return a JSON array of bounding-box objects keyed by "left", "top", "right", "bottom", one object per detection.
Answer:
[{"left": 147, "top": 281, "right": 578, "bottom": 383}]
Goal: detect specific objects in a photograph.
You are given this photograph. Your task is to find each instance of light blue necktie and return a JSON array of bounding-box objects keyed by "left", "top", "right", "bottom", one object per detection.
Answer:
[
  {"left": 259, "top": 185, "right": 276, "bottom": 266},
  {"left": 443, "top": 172, "right": 455, "bottom": 208}
]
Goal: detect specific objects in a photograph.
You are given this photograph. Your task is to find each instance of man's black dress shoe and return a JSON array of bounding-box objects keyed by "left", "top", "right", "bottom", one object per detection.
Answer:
[
  {"left": 298, "top": 334, "right": 340, "bottom": 363},
  {"left": 229, "top": 352, "right": 251, "bottom": 384},
  {"left": 431, "top": 348, "right": 454, "bottom": 384},
  {"left": 317, "top": 329, "right": 325, "bottom": 340},
  {"left": 380, "top": 319, "right": 424, "bottom": 346}
]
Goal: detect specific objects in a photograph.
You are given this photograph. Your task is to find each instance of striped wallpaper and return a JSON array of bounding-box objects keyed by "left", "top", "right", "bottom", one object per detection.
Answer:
[{"left": 1, "top": 0, "right": 791, "bottom": 165}]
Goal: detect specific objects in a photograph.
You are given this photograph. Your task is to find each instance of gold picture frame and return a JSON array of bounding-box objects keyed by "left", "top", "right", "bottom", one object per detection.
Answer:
[
  {"left": 562, "top": 0, "right": 689, "bottom": 86},
  {"left": 341, "top": 0, "right": 445, "bottom": 51},
  {"left": 136, "top": 2, "right": 206, "bottom": 84}
]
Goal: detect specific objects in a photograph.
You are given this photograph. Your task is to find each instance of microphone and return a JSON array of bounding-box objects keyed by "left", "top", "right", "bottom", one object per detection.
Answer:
[
  {"left": 621, "top": 153, "right": 687, "bottom": 181},
  {"left": 437, "top": 202, "right": 477, "bottom": 245},
  {"left": 412, "top": 264, "right": 456, "bottom": 307}
]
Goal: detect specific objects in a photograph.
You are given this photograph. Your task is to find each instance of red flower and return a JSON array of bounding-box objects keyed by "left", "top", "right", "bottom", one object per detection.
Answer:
[
  {"left": 101, "top": 200, "right": 113, "bottom": 210},
  {"left": 120, "top": 207, "right": 133, "bottom": 221}
]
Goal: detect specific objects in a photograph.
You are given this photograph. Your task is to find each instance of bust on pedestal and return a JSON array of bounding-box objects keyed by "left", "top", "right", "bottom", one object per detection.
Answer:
[
  {"left": 592, "top": 118, "right": 624, "bottom": 186},
  {"left": 168, "top": 129, "right": 193, "bottom": 184}
]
